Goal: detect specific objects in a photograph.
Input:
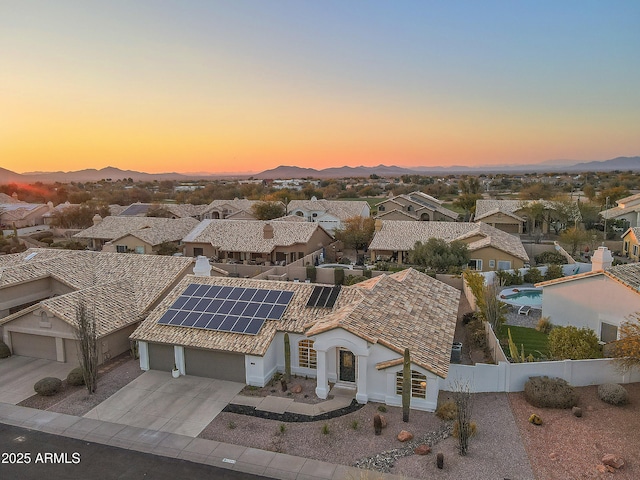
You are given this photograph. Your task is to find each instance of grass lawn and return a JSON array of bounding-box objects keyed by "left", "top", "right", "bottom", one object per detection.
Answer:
[{"left": 498, "top": 324, "right": 549, "bottom": 358}]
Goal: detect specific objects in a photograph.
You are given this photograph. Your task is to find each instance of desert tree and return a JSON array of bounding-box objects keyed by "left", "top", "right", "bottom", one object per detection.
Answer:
[
  {"left": 75, "top": 298, "right": 98, "bottom": 394},
  {"left": 452, "top": 379, "right": 474, "bottom": 456},
  {"left": 333, "top": 216, "right": 376, "bottom": 262},
  {"left": 252, "top": 201, "right": 286, "bottom": 220},
  {"left": 612, "top": 312, "right": 640, "bottom": 373}
]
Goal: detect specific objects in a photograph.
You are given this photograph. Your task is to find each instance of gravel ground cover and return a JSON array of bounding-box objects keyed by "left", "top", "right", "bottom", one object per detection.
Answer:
[
  {"left": 509, "top": 383, "right": 640, "bottom": 480},
  {"left": 17, "top": 354, "right": 143, "bottom": 416}
]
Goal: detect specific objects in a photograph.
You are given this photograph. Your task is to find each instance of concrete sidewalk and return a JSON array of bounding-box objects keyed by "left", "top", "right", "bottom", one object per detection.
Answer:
[{"left": 0, "top": 402, "right": 414, "bottom": 480}]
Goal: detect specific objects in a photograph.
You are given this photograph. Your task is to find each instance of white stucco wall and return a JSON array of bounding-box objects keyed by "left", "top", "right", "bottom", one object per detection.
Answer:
[{"left": 541, "top": 274, "right": 640, "bottom": 339}]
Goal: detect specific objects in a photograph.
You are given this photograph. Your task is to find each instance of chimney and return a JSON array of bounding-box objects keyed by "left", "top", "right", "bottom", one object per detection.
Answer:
[
  {"left": 92, "top": 214, "right": 103, "bottom": 225},
  {"left": 263, "top": 223, "right": 274, "bottom": 239},
  {"left": 591, "top": 246, "right": 613, "bottom": 271},
  {"left": 193, "top": 255, "right": 212, "bottom": 277}
]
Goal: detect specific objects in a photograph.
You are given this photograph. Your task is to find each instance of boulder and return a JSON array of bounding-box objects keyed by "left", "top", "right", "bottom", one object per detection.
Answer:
[
  {"left": 414, "top": 444, "right": 431, "bottom": 455},
  {"left": 397, "top": 430, "right": 414, "bottom": 442},
  {"left": 290, "top": 384, "right": 303, "bottom": 394},
  {"left": 379, "top": 415, "right": 387, "bottom": 428},
  {"left": 602, "top": 454, "right": 624, "bottom": 470},
  {"left": 528, "top": 413, "right": 542, "bottom": 425},
  {"left": 595, "top": 465, "right": 607, "bottom": 474},
  {"left": 572, "top": 406, "right": 582, "bottom": 418}
]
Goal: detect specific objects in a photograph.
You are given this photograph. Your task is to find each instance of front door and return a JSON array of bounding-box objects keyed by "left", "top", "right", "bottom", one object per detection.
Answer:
[{"left": 338, "top": 350, "right": 356, "bottom": 383}]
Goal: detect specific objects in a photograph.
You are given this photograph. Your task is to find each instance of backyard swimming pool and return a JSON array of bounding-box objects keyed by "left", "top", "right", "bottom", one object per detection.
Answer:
[{"left": 500, "top": 288, "right": 543, "bottom": 309}]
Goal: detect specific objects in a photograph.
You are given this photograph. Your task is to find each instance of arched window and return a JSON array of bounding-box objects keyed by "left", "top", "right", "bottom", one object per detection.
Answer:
[
  {"left": 295, "top": 211, "right": 304, "bottom": 217},
  {"left": 395, "top": 369, "right": 427, "bottom": 399},
  {"left": 298, "top": 339, "right": 317, "bottom": 369}
]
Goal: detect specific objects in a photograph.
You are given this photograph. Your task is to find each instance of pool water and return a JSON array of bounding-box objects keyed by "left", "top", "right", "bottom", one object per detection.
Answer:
[{"left": 501, "top": 289, "right": 543, "bottom": 307}]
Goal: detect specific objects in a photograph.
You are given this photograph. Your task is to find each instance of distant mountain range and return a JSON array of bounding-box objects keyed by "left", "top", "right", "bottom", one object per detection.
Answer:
[{"left": 1, "top": 156, "right": 638, "bottom": 184}]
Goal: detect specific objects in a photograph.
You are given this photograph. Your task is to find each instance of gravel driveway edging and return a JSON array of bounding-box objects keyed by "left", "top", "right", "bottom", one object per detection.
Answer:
[{"left": 223, "top": 398, "right": 364, "bottom": 422}]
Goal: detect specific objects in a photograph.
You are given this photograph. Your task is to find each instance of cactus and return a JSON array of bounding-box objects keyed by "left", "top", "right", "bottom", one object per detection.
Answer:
[
  {"left": 284, "top": 333, "right": 291, "bottom": 382},
  {"left": 402, "top": 348, "right": 411, "bottom": 423},
  {"left": 373, "top": 413, "right": 382, "bottom": 435}
]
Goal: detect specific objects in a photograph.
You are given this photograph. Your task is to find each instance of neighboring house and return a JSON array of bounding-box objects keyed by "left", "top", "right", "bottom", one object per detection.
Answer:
[
  {"left": 474, "top": 199, "right": 580, "bottom": 235},
  {"left": 0, "top": 197, "right": 51, "bottom": 229},
  {"left": 74, "top": 216, "right": 200, "bottom": 253},
  {"left": 621, "top": 227, "right": 640, "bottom": 261},
  {"left": 42, "top": 202, "right": 80, "bottom": 225},
  {"left": 116, "top": 202, "right": 205, "bottom": 219},
  {"left": 287, "top": 197, "right": 370, "bottom": 234},
  {"left": 0, "top": 249, "right": 194, "bottom": 365},
  {"left": 599, "top": 192, "right": 640, "bottom": 228},
  {"left": 181, "top": 219, "right": 334, "bottom": 264},
  {"left": 368, "top": 220, "right": 530, "bottom": 272},
  {"left": 131, "top": 267, "right": 459, "bottom": 411},
  {"left": 537, "top": 248, "right": 640, "bottom": 344},
  {"left": 375, "top": 192, "right": 459, "bottom": 222},
  {"left": 200, "top": 199, "right": 262, "bottom": 220}
]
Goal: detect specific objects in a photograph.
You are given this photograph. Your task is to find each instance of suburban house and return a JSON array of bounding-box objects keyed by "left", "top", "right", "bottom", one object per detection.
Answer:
[
  {"left": 74, "top": 215, "right": 200, "bottom": 253},
  {"left": 131, "top": 266, "right": 459, "bottom": 411},
  {"left": 116, "top": 202, "right": 205, "bottom": 219},
  {"left": 42, "top": 202, "right": 80, "bottom": 225},
  {"left": 368, "top": 220, "right": 530, "bottom": 272},
  {"left": 0, "top": 193, "right": 51, "bottom": 229},
  {"left": 474, "top": 199, "right": 580, "bottom": 235},
  {"left": 200, "top": 199, "right": 263, "bottom": 220},
  {"left": 600, "top": 192, "right": 640, "bottom": 228},
  {"left": 181, "top": 219, "right": 334, "bottom": 264},
  {"left": 0, "top": 249, "right": 194, "bottom": 365},
  {"left": 621, "top": 227, "right": 640, "bottom": 261},
  {"left": 537, "top": 248, "right": 640, "bottom": 344},
  {"left": 286, "top": 197, "right": 370, "bottom": 234},
  {"left": 375, "top": 191, "right": 459, "bottom": 222}
]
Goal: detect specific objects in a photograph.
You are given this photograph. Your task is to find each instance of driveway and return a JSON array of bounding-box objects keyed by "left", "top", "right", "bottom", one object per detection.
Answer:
[
  {"left": 84, "top": 370, "right": 244, "bottom": 437},
  {"left": 0, "top": 355, "right": 75, "bottom": 404}
]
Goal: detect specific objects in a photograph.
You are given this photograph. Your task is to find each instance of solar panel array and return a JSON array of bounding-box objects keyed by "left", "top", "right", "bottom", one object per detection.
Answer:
[
  {"left": 306, "top": 285, "right": 341, "bottom": 308},
  {"left": 158, "top": 283, "right": 294, "bottom": 335}
]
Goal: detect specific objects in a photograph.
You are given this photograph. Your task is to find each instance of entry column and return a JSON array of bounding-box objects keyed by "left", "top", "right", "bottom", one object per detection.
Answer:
[{"left": 315, "top": 347, "right": 329, "bottom": 399}]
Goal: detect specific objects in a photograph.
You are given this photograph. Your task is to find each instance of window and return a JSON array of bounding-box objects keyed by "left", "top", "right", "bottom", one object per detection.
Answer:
[
  {"left": 407, "top": 205, "right": 413, "bottom": 212},
  {"left": 468, "top": 259, "right": 482, "bottom": 271},
  {"left": 193, "top": 247, "right": 204, "bottom": 257},
  {"left": 135, "top": 246, "right": 144, "bottom": 254},
  {"left": 295, "top": 211, "right": 303, "bottom": 217},
  {"left": 623, "top": 241, "right": 629, "bottom": 253},
  {"left": 497, "top": 260, "right": 512, "bottom": 270},
  {"left": 378, "top": 205, "right": 385, "bottom": 212},
  {"left": 634, "top": 245, "right": 639, "bottom": 257},
  {"left": 298, "top": 340, "right": 317, "bottom": 369},
  {"left": 601, "top": 322, "right": 618, "bottom": 343},
  {"left": 395, "top": 370, "right": 427, "bottom": 399},
  {"left": 116, "top": 245, "right": 127, "bottom": 253},
  {"left": 489, "top": 260, "right": 495, "bottom": 268}
]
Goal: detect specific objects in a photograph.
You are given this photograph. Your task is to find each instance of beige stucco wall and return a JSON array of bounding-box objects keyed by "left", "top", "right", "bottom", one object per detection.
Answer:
[
  {"left": 622, "top": 231, "right": 639, "bottom": 261},
  {"left": 477, "top": 212, "right": 523, "bottom": 234},
  {"left": 377, "top": 210, "right": 415, "bottom": 221},
  {"left": 109, "top": 235, "right": 154, "bottom": 254},
  {"left": 0, "top": 278, "right": 75, "bottom": 317},
  {"left": 467, "top": 246, "right": 526, "bottom": 272}
]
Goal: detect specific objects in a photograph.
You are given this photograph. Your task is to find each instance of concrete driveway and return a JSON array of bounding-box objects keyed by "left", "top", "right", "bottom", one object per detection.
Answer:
[
  {"left": 84, "top": 370, "right": 244, "bottom": 437},
  {"left": 0, "top": 356, "right": 75, "bottom": 404}
]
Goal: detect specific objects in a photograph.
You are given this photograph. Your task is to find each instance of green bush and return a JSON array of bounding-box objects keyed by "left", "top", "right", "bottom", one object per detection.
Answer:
[
  {"left": 543, "top": 264, "right": 564, "bottom": 281},
  {"left": 535, "top": 251, "right": 567, "bottom": 265},
  {"left": 343, "top": 275, "right": 368, "bottom": 286},
  {"left": 34, "top": 377, "right": 63, "bottom": 396},
  {"left": 334, "top": 268, "right": 344, "bottom": 286},
  {"left": 523, "top": 266, "right": 544, "bottom": 284},
  {"left": 508, "top": 270, "right": 523, "bottom": 285},
  {"left": 66, "top": 367, "right": 85, "bottom": 386},
  {"left": 547, "top": 326, "right": 602, "bottom": 360},
  {"left": 40, "top": 237, "right": 54, "bottom": 245},
  {"left": 597, "top": 384, "right": 628, "bottom": 405},
  {"left": 306, "top": 265, "right": 316, "bottom": 283},
  {"left": 0, "top": 340, "right": 11, "bottom": 358},
  {"left": 524, "top": 376, "right": 579, "bottom": 409}
]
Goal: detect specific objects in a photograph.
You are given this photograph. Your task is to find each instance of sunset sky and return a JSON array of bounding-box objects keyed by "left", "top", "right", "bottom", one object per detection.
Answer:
[{"left": 2, "top": 1, "right": 639, "bottom": 174}]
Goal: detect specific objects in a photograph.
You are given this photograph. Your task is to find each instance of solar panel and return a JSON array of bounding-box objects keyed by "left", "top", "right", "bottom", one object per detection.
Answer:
[
  {"left": 157, "top": 283, "right": 294, "bottom": 335},
  {"left": 306, "top": 287, "right": 322, "bottom": 307},
  {"left": 306, "top": 285, "right": 341, "bottom": 308},
  {"left": 316, "top": 287, "right": 331, "bottom": 306},
  {"left": 326, "top": 286, "right": 341, "bottom": 308}
]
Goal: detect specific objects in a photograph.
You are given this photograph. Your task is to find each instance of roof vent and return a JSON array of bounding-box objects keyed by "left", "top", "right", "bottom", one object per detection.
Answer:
[
  {"left": 592, "top": 246, "right": 613, "bottom": 271},
  {"left": 193, "top": 256, "right": 212, "bottom": 277}
]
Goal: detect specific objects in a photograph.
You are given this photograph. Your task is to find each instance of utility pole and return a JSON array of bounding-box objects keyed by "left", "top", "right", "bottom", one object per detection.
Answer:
[{"left": 602, "top": 196, "right": 610, "bottom": 245}]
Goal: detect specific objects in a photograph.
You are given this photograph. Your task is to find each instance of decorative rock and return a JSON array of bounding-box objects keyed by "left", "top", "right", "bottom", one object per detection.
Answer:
[
  {"left": 436, "top": 452, "right": 444, "bottom": 469},
  {"left": 595, "top": 464, "right": 607, "bottom": 474},
  {"left": 379, "top": 415, "right": 387, "bottom": 428},
  {"left": 290, "top": 384, "right": 302, "bottom": 394},
  {"left": 602, "top": 454, "right": 624, "bottom": 470},
  {"left": 528, "top": 413, "right": 542, "bottom": 425},
  {"left": 572, "top": 406, "right": 582, "bottom": 417},
  {"left": 397, "top": 430, "right": 414, "bottom": 442},
  {"left": 414, "top": 445, "right": 431, "bottom": 455},
  {"left": 549, "top": 453, "right": 558, "bottom": 461}
]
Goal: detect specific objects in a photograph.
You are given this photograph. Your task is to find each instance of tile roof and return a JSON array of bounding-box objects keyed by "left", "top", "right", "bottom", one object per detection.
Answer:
[
  {"left": 117, "top": 203, "right": 205, "bottom": 218},
  {"left": 0, "top": 193, "right": 22, "bottom": 204},
  {"left": 287, "top": 199, "right": 368, "bottom": 221},
  {"left": 369, "top": 221, "right": 529, "bottom": 261},
  {"left": 74, "top": 216, "right": 200, "bottom": 245},
  {"left": 0, "top": 249, "right": 194, "bottom": 336},
  {"left": 202, "top": 199, "right": 259, "bottom": 215},
  {"left": 475, "top": 199, "right": 581, "bottom": 222},
  {"left": 474, "top": 207, "right": 525, "bottom": 222},
  {"left": 375, "top": 192, "right": 459, "bottom": 220},
  {"left": 131, "top": 268, "right": 459, "bottom": 378},
  {"left": 600, "top": 203, "right": 640, "bottom": 219},
  {"left": 182, "top": 219, "right": 331, "bottom": 253},
  {"left": 536, "top": 263, "right": 640, "bottom": 296}
]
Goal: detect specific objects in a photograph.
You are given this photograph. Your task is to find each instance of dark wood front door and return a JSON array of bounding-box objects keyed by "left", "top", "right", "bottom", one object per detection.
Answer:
[{"left": 339, "top": 350, "right": 356, "bottom": 383}]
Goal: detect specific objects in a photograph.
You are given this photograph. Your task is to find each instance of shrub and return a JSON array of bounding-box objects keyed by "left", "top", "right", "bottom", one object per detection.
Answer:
[
  {"left": 598, "top": 384, "right": 628, "bottom": 406},
  {"left": 524, "top": 376, "right": 579, "bottom": 409},
  {"left": 536, "top": 317, "right": 553, "bottom": 334},
  {"left": 34, "top": 377, "right": 63, "bottom": 396},
  {"left": 321, "top": 423, "right": 330, "bottom": 435},
  {"left": 306, "top": 265, "right": 316, "bottom": 283},
  {"left": 334, "top": 268, "right": 344, "bottom": 286},
  {"left": 507, "top": 270, "right": 523, "bottom": 286},
  {"left": 66, "top": 367, "right": 85, "bottom": 386},
  {"left": 0, "top": 340, "right": 11, "bottom": 358},
  {"left": 543, "top": 264, "right": 564, "bottom": 281},
  {"left": 535, "top": 251, "right": 567, "bottom": 265},
  {"left": 452, "top": 420, "right": 477, "bottom": 438},
  {"left": 40, "top": 237, "right": 54, "bottom": 245},
  {"left": 462, "top": 312, "right": 477, "bottom": 325},
  {"left": 436, "top": 400, "right": 457, "bottom": 420},
  {"left": 351, "top": 420, "right": 359, "bottom": 430},
  {"left": 343, "top": 275, "right": 368, "bottom": 286},
  {"left": 548, "top": 326, "right": 602, "bottom": 360},
  {"left": 377, "top": 405, "right": 387, "bottom": 413},
  {"left": 468, "top": 318, "right": 487, "bottom": 349},
  {"left": 523, "top": 266, "right": 544, "bottom": 284},
  {"left": 279, "top": 423, "right": 287, "bottom": 434}
]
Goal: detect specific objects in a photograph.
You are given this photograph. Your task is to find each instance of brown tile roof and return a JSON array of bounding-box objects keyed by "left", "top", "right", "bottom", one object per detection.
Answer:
[
  {"left": 369, "top": 220, "right": 529, "bottom": 262},
  {"left": 0, "top": 249, "right": 194, "bottom": 336},
  {"left": 287, "top": 199, "right": 369, "bottom": 221},
  {"left": 182, "top": 219, "right": 331, "bottom": 253},
  {"left": 74, "top": 216, "right": 199, "bottom": 245}
]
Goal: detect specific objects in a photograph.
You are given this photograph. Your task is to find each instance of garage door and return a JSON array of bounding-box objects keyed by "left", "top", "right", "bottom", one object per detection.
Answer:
[
  {"left": 185, "top": 348, "right": 246, "bottom": 382},
  {"left": 148, "top": 343, "right": 175, "bottom": 372},
  {"left": 11, "top": 332, "right": 57, "bottom": 361}
]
